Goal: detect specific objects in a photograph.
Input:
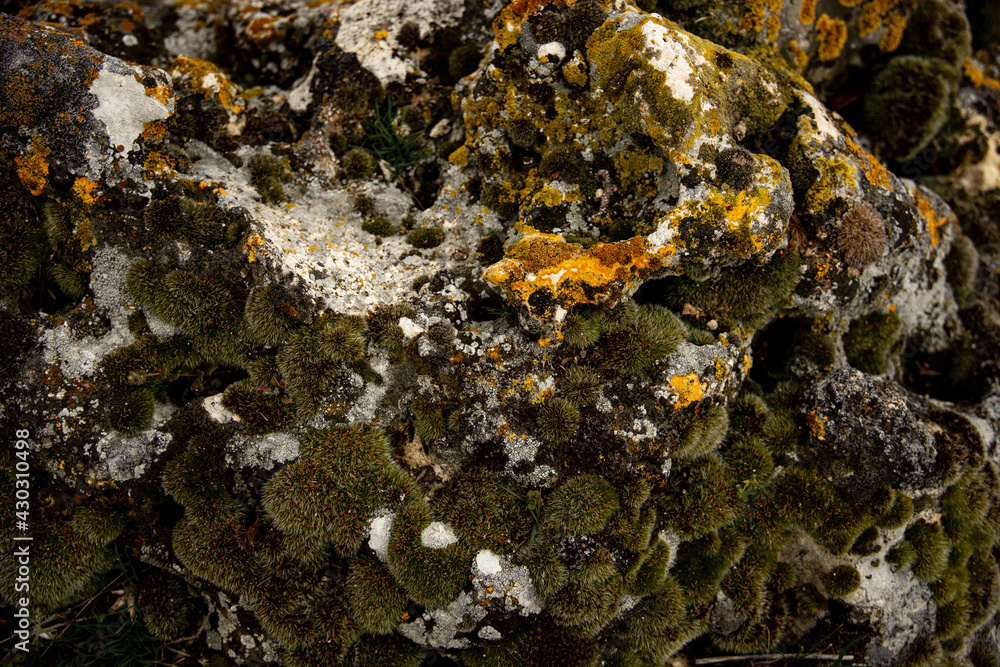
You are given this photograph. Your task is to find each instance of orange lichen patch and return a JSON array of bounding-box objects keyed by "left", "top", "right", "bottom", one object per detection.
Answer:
[
  {"left": 787, "top": 40, "right": 809, "bottom": 72},
  {"left": 805, "top": 410, "right": 826, "bottom": 440},
  {"left": 243, "top": 233, "right": 266, "bottom": 262},
  {"left": 963, "top": 58, "right": 1000, "bottom": 91},
  {"left": 72, "top": 176, "right": 99, "bottom": 205},
  {"left": 815, "top": 14, "right": 847, "bottom": 62},
  {"left": 669, "top": 373, "right": 705, "bottom": 409},
  {"left": 799, "top": 0, "right": 817, "bottom": 24},
  {"left": 374, "top": 29, "right": 389, "bottom": 40},
  {"left": 844, "top": 136, "right": 892, "bottom": 190},
  {"left": 879, "top": 11, "right": 907, "bottom": 52},
  {"left": 484, "top": 234, "right": 668, "bottom": 318},
  {"left": 839, "top": 0, "right": 864, "bottom": 6},
  {"left": 140, "top": 119, "right": 169, "bottom": 142},
  {"left": 914, "top": 189, "right": 953, "bottom": 247},
  {"left": 15, "top": 138, "right": 50, "bottom": 196},
  {"left": 448, "top": 145, "right": 470, "bottom": 168},
  {"left": 741, "top": 0, "right": 783, "bottom": 33},
  {"left": 137, "top": 73, "right": 173, "bottom": 106},
  {"left": 170, "top": 55, "right": 245, "bottom": 116}
]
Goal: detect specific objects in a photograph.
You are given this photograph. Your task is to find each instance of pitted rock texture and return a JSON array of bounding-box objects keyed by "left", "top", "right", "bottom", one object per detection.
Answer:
[{"left": 1, "top": 1, "right": 999, "bottom": 666}]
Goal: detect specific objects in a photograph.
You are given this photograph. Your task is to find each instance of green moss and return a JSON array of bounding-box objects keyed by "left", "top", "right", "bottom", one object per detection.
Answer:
[
  {"left": 0, "top": 198, "right": 46, "bottom": 298},
  {"left": 245, "top": 285, "right": 296, "bottom": 346},
  {"left": 221, "top": 378, "right": 295, "bottom": 435},
  {"left": 720, "top": 558, "right": 766, "bottom": 617},
  {"left": 437, "top": 471, "right": 531, "bottom": 553},
  {"left": 672, "top": 528, "right": 746, "bottom": 603},
  {"left": 526, "top": 548, "right": 569, "bottom": 600},
  {"left": 887, "top": 540, "right": 917, "bottom": 571},
  {"left": 47, "top": 262, "right": 86, "bottom": 299},
  {"left": 899, "top": 0, "right": 972, "bottom": 67},
  {"left": 625, "top": 538, "right": 671, "bottom": 596},
  {"left": 536, "top": 396, "right": 580, "bottom": 446},
  {"left": 902, "top": 636, "right": 944, "bottom": 667},
  {"left": 821, "top": 564, "right": 861, "bottom": 597},
  {"left": 448, "top": 44, "right": 483, "bottom": 80},
  {"left": 562, "top": 312, "right": 602, "bottom": 348},
  {"left": 163, "top": 434, "right": 245, "bottom": 532},
  {"left": 412, "top": 396, "right": 446, "bottom": 441},
  {"left": 944, "top": 233, "right": 979, "bottom": 305},
  {"left": 386, "top": 498, "right": 472, "bottom": 607},
  {"left": 127, "top": 310, "right": 151, "bottom": 336},
  {"left": 659, "top": 456, "right": 738, "bottom": 538},
  {"left": 843, "top": 311, "right": 902, "bottom": 374},
  {"left": 248, "top": 153, "right": 289, "bottom": 204},
  {"left": 773, "top": 468, "right": 869, "bottom": 555},
  {"left": 345, "top": 554, "right": 407, "bottom": 635},
  {"left": 770, "top": 560, "right": 796, "bottom": 591},
  {"left": 263, "top": 427, "right": 415, "bottom": 556},
  {"left": 137, "top": 569, "right": 195, "bottom": 642},
  {"left": 548, "top": 564, "right": 623, "bottom": 631},
  {"left": 851, "top": 525, "right": 881, "bottom": 556},
  {"left": 878, "top": 491, "right": 914, "bottom": 530},
  {"left": 597, "top": 299, "right": 638, "bottom": 334},
  {"left": 343, "top": 148, "right": 377, "bottom": 180},
  {"left": 406, "top": 227, "right": 445, "bottom": 249},
  {"left": 611, "top": 478, "right": 657, "bottom": 553},
  {"left": 624, "top": 579, "right": 705, "bottom": 664},
  {"left": 905, "top": 521, "right": 951, "bottom": 581},
  {"left": 542, "top": 474, "right": 620, "bottom": 538},
  {"left": 862, "top": 56, "right": 958, "bottom": 162},
  {"left": 970, "top": 641, "right": 999, "bottom": 667},
  {"left": 600, "top": 305, "right": 687, "bottom": 373},
  {"left": 70, "top": 508, "right": 125, "bottom": 545},
  {"left": 795, "top": 582, "right": 827, "bottom": 615},
  {"left": 661, "top": 250, "right": 800, "bottom": 331},
  {"left": 362, "top": 216, "right": 396, "bottom": 237},
  {"left": 103, "top": 386, "right": 155, "bottom": 433},
  {"left": 675, "top": 403, "right": 729, "bottom": 459}
]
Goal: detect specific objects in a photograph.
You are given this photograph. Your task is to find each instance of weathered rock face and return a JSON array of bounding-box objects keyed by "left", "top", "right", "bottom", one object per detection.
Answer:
[{"left": 1, "top": 1, "right": 999, "bottom": 666}]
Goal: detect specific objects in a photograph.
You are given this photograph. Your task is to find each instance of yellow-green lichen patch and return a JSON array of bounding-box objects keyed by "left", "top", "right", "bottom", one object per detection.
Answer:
[
  {"left": 815, "top": 14, "right": 848, "bottom": 62},
  {"left": 913, "top": 186, "right": 954, "bottom": 248}
]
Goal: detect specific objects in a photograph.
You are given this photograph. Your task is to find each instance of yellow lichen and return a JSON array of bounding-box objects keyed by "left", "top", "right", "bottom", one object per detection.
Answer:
[
  {"left": 806, "top": 410, "right": 826, "bottom": 440},
  {"left": 244, "top": 232, "right": 266, "bottom": 263},
  {"left": 171, "top": 55, "right": 245, "bottom": 116},
  {"left": 815, "top": 14, "right": 848, "bottom": 62},
  {"left": 963, "top": 58, "right": 1000, "bottom": 91},
  {"left": 72, "top": 176, "right": 98, "bottom": 205},
  {"left": 669, "top": 373, "right": 705, "bottom": 409},
  {"left": 787, "top": 40, "right": 810, "bottom": 72},
  {"left": 844, "top": 136, "right": 892, "bottom": 190},
  {"left": 799, "top": 0, "right": 817, "bottom": 25},
  {"left": 913, "top": 188, "right": 953, "bottom": 247}
]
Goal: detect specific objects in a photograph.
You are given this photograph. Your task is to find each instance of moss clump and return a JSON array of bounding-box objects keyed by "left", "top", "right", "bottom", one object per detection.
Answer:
[
  {"left": 542, "top": 474, "right": 620, "bottom": 538},
  {"left": 386, "top": 499, "right": 472, "bottom": 607},
  {"left": 343, "top": 148, "right": 377, "bottom": 179},
  {"left": 412, "top": 396, "right": 445, "bottom": 441},
  {"left": 245, "top": 285, "right": 296, "bottom": 346},
  {"left": 821, "top": 564, "right": 861, "bottom": 597},
  {"left": 560, "top": 365, "right": 602, "bottom": 406},
  {"left": 944, "top": 233, "right": 979, "bottom": 305},
  {"left": 862, "top": 56, "right": 957, "bottom": 162},
  {"left": 878, "top": 491, "right": 914, "bottom": 529},
  {"left": 248, "top": 153, "right": 289, "bottom": 204},
  {"left": 405, "top": 227, "right": 444, "bottom": 248},
  {"left": 562, "top": 312, "right": 602, "bottom": 348},
  {"left": 675, "top": 404, "right": 729, "bottom": 459},
  {"left": 346, "top": 554, "right": 407, "bottom": 635},
  {"left": 835, "top": 203, "right": 887, "bottom": 268},
  {"left": 661, "top": 250, "right": 800, "bottom": 331},
  {"left": 843, "top": 311, "right": 901, "bottom": 374},
  {"left": 904, "top": 520, "right": 951, "bottom": 581},
  {"left": 660, "top": 456, "right": 738, "bottom": 538},
  {"left": 448, "top": 44, "right": 483, "bottom": 80},
  {"left": 263, "top": 427, "right": 415, "bottom": 556},
  {"left": 600, "top": 305, "right": 687, "bottom": 373},
  {"left": 536, "top": 396, "right": 581, "bottom": 446},
  {"left": 362, "top": 216, "right": 395, "bottom": 237},
  {"left": 221, "top": 378, "right": 295, "bottom": 435},
  {"left": 673, "top": 528, "right": 746, "bottom": 603},
  {"left": 437, "top": 471, "right": 531, "bottom": 553},
  {"left": 887, "top": 540, "right": 917, "bottom": 570},
  {"left": 137, "top": 570, "right": 195, "bottom": 641}
]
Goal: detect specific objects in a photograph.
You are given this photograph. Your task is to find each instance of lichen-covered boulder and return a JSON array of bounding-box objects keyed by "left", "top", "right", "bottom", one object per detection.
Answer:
[{"left": 1, "top": 0, "right": 999, "bottom": 665}]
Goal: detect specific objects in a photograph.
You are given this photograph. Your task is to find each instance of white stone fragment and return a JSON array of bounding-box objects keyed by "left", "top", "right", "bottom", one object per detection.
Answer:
[
  {"left": 399, "top": 317, "right": 425, "bottom": 340},
  {"left": 475, "top": 550, "right": 502, "bottom": 575},
  {"left": 537, "top": 41, "right": 566, "bottom": 63},
  {"left": 89, "top": 65, "right": 172, "bottom": 153},
  {"left": 204, "top": 393, "right": 240, "bottom": 423},
  {"left": 369, "top": 514, "right": 395, "bottom": 561},
  {"left": 421, "top": 521, "right": 458, "bottom": 549},
  {"left": 640, "top": 19, "right": 701, "bottom": 104}
]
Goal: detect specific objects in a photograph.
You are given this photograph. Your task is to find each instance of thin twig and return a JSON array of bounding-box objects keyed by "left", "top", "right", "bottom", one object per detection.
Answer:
[{"left": 695, "top": 655, "right": 863, "bottom": 665}]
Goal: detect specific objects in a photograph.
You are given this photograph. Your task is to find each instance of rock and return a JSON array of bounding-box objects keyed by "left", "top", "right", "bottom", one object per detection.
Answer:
[{"left": 1, "top": 1, "right": 998, "bottom": 665}]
